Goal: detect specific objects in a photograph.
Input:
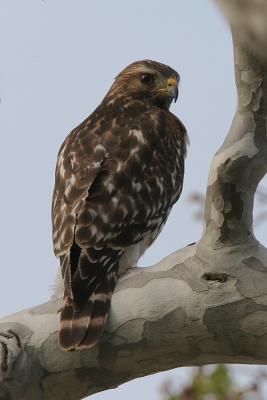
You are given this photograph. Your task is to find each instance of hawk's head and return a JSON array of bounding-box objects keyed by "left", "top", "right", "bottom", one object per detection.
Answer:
[{"left": 107, "top": 60, "right": 180, "bottom": 110}]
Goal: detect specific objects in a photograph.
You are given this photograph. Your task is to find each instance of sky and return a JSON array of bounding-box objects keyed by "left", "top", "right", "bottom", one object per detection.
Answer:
[{"left": 1, "top": 1, "right": 265, "bottom": 399}]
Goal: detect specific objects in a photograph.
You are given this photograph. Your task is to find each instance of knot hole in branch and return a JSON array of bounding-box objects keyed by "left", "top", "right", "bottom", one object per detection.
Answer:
[{"left": 202, "top": 272, "right": 228, "bottom": 283}]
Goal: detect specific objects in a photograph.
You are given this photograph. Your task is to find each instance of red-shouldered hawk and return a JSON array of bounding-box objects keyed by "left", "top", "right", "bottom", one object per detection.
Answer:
[{"left": 52, "top": 60, "right": 188, "bottom": 350}]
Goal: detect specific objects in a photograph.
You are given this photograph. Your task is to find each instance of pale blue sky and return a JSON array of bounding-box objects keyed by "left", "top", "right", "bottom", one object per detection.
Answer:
[{"left": 1, "top": 1, "right": 263, "bottom": 399}]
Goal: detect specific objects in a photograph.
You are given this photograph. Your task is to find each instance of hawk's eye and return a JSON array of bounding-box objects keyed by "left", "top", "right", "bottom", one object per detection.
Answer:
[{"left": 140, "top": 73, "right": 154, "bottom": 85}]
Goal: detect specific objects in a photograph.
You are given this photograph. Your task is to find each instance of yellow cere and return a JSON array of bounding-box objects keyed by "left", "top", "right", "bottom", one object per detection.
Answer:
[{"left": 167, "top": 78, "right": 178, "bottom": 88}]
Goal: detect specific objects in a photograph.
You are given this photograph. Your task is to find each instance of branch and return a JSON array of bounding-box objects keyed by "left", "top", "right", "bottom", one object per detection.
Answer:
[
  {"left": 1, "top": 14, "right": 267, "bottom": 400},
  {"left": 217, "top": 0, "right": 267, "bottom": 62},
  {"left": 203, "top": 29, "right": 267, "bottom": 248},
  {"left": 1, "top": 242, "right": 267, "bottom": 400}
]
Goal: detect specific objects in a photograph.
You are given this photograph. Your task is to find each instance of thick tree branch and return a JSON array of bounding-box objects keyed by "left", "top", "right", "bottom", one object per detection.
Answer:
[
  {"left": 1, "top": 12, "right": 267, "bottom": 400},
  {"left": 203, "top": 31, "right": 267, "bottom": 248},
  {"left": 1, "top": 242, "right": 267, "bottom": 400},
  {"left": 217, "top": 0, "right": 267, "bottom": 62}
]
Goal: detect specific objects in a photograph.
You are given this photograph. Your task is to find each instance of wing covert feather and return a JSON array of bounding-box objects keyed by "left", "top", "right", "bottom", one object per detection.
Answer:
[{"left": 52, "top": 125, "right": 106, "bottom": 256}]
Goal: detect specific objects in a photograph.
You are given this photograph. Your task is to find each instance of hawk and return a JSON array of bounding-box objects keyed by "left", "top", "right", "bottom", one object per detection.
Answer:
[{"left": 52, "top": 60, "right": 188, "bottom": 351}]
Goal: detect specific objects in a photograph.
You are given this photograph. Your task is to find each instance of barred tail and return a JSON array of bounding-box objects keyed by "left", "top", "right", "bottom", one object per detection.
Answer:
[{"left": 59, "top": 270, "right": 117, "bottom": 351}]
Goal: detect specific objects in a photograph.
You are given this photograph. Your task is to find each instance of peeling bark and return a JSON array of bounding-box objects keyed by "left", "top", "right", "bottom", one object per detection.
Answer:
[
  {"left": 1, "top": 10, "right": 267, "bottom": 400},
  {"left": 203, "top": 31, "right": 267, "bottom": 248}
]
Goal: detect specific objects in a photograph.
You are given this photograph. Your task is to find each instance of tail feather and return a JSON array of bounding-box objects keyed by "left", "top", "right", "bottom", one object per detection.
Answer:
[
  {"left": 79, "top": 296, "right": 111, "bottom": 349},
  {"left": 58, "top": 244, "right": 120, "bottom": 351},
  {"left": 59, "top": 295, "right": 94, "bottom": 350},
  {"left": 59, "top": 270, "right": 117, "bottom": 351}
]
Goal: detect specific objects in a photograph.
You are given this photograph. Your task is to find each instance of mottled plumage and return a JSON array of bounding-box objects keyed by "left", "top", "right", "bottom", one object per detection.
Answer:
[{"left": 52, "top": 60, "right": 188, "bottom": 350}]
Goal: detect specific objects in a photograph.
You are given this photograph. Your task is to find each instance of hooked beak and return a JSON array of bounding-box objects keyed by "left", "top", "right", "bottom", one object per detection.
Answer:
[{"left": 167, "top": 78, "right": 179, "bottom": 103}]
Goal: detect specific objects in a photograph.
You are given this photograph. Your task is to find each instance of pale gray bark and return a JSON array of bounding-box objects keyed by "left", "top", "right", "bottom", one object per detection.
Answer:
[
  {"left": 1, "top": 12, "right": 267, "bottom": 400},
  {"left": 217, "top": 0, "right": 267, "bottom": 62}
]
